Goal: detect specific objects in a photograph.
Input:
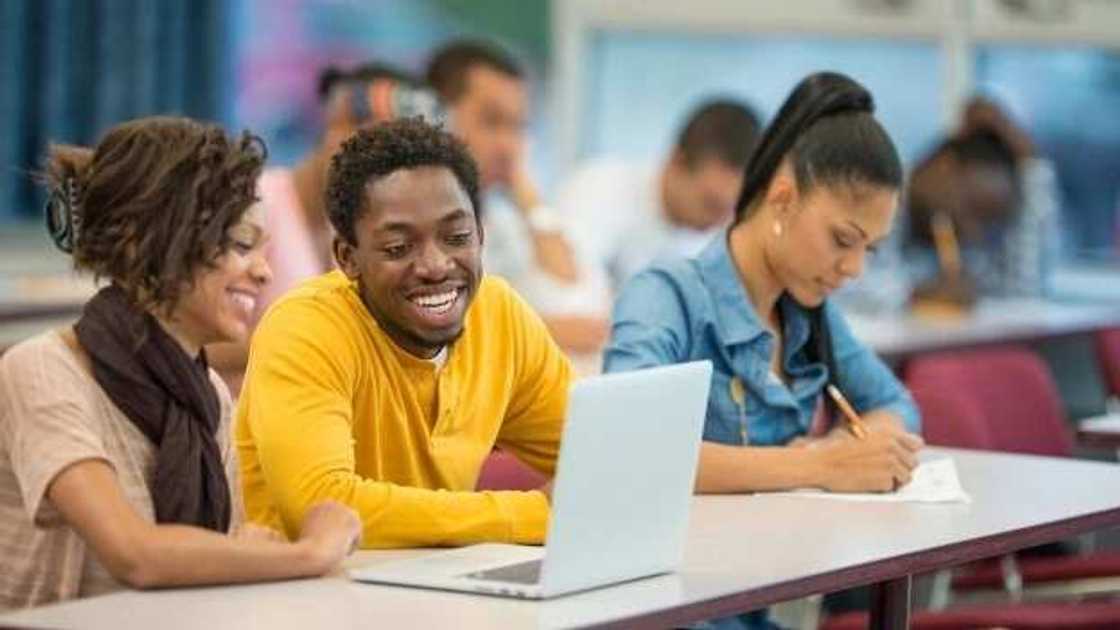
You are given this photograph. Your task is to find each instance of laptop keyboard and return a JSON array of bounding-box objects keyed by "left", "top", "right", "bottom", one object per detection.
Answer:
[{"left": 462, "top": 559, "right": 542, "bottom": 584}]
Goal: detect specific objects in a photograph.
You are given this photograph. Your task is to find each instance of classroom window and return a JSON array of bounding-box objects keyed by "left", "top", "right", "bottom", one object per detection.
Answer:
[
  {"left": 581, "top": 31, "right": 943, "bottom": 168},
  {"left": 974, "top": 44, "right": 1120, "bottom": 260}
]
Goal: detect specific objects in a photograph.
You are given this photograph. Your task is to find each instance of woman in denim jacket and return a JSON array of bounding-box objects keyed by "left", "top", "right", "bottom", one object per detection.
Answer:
[{"left": 604, "top": 70, "right": 925, "bottom": 630}]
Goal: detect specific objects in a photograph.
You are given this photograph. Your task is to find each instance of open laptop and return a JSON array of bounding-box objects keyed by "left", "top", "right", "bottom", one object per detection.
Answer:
[{"left": 349, "top": 360, "right": 712, "bottom": 599}]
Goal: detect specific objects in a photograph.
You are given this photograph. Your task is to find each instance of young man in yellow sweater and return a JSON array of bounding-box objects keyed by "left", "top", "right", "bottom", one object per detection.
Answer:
[{"left": 236, "top": 118, "right": 573, "bottom": 548}]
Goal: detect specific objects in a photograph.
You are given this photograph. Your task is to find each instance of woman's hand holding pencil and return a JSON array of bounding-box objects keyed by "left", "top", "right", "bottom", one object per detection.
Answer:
[
  {"left": 804, "top": 385, "right": 926, "bottom": 492},
  {"left": 827, "top": 385, "right": 870, "bottom": 439}
]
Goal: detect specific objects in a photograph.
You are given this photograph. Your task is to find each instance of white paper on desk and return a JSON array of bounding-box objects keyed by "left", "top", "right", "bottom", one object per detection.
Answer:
[{"left": 768, "top": 458, "right": 971, "bottom": 504}]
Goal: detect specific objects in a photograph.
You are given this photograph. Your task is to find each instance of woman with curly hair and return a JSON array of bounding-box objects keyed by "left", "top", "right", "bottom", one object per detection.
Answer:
[{"left": 0, "top": 116, "right": 361, "bottom": 610}]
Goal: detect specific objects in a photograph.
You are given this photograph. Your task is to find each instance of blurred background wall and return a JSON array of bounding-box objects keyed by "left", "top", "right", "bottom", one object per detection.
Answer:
[{"left": 2, "top": 0, "right": 1119, "bottom": 260}]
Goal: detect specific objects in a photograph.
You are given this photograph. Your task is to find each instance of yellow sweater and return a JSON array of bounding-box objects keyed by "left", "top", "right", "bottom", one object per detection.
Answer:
[{"left": 235, "top": 271, "right": 572, "bottom": 548}]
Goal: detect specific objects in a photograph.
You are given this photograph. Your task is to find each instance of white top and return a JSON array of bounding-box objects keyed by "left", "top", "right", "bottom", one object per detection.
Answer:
[
  {"left": 481, "top": 192, "right": 610, "bottom": 317},
  {"left": 6, "top": 448, "right": 1120, "bottom": 629},
  {"left": 426, "top": 346, "right": 449, "bottom": 372},
  {"left": 556, "top": 159, "right": 721, "bottom": 298}
]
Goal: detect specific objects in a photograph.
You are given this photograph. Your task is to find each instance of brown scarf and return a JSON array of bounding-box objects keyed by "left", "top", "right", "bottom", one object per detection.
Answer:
[{"left": 74, "top": 285, "right": 231, "bottom": 532}]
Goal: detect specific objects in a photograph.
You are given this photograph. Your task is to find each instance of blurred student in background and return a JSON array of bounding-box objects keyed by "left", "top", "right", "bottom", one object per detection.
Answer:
[
  {"left": 836, "top": 97, "right": 1060, "bottom": 314},
  {"left": 0, "top": 117, "right": 360, "bottom": 610},
  {"left": 209, "top": 63, "right": 442, "bottom": 393},
  {"left": 604, "top": 73, "right": 922, "bottom": 630},
  {"left": 904, "top": 96, "right": 1060, "bottom": 299},
  {"left": 426, "top": 39, "right": 610, "bottom": 357},
  {"left": 557, "top": 99, "right": 761, "bottom": 296}
]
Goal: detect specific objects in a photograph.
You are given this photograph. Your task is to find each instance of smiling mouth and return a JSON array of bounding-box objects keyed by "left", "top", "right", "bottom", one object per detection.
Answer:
[
  {"left": 228, "top": 289, "right": 257, "bottom": 316},
  {"left": 408, "top": 288, "right": 462, "bottom": 316}
]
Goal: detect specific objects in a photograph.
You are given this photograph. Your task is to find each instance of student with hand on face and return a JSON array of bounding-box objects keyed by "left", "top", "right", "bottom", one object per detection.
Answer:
[
  {"left": 426, "top": 39, "right": 610, "bottom": 357},
  {"left": 236, "top": 118, "right": 573, "bottom": 549},
  {"left": 557, "top": 99, "right": 761, "bottom": 294},
  {"left": 0, "top": 117, "right": 361, "bottom": 611},
  {"left": 604, "top": 71, "right": 924, "bottom": 629}
]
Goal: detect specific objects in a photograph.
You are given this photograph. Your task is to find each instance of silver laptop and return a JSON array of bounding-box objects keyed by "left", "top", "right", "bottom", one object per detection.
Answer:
[{"left": 348, "top": 360, "right": 712, "bottom": 599}]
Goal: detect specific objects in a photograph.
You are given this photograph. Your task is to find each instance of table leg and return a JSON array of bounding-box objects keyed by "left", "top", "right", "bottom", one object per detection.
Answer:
[{"left": 869, "top": 574, "right": 911, "bottom": 630}]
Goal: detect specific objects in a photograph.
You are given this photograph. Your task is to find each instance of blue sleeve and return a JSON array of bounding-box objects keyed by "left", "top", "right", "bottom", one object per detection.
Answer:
[
  {"left": 824, "top": 301, "right": 921, "bottom": 432},
  {"left": 602, "top": 269, "right": 690, "bottom": 373}
]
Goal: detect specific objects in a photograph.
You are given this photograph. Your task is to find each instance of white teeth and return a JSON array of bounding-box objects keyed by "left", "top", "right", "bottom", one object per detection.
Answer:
[
  {"left": 230, "top": 292, "right": 255, "bottom": 313},
  {"left": 411, "top": 290, "right": 458, "bottom": 310}
]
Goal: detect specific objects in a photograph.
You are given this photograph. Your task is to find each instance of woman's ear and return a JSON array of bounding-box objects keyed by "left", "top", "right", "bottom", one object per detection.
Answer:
[{"left": 764, "top": 159, "right": 798, "bottom": 219}]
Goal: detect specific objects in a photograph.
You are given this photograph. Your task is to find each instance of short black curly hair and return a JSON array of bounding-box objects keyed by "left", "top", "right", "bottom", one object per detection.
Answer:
[{"left": 326, "top": 117, "right": 481, "bottom": 244}]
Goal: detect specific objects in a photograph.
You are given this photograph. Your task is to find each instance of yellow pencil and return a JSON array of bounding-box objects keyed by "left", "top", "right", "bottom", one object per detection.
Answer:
[
  {"left": 826, "top": 384, "right": 869, "bottom": 440},
  {"left": 931, "top": 210, "right": 962, "bottom": 278}
]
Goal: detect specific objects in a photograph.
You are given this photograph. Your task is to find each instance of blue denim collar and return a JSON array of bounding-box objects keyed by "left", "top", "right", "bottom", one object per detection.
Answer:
[{"left": 696, "top": 230, "right": 813, "bottom": 357}]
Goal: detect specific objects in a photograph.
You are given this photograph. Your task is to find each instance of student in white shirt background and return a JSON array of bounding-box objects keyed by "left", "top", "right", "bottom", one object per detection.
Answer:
[
  {"left": 425, "top": 39, "right": 611, "bottom": 361},
  {"left": 556, "top": 100, "right": 761, "bottom": 297}
]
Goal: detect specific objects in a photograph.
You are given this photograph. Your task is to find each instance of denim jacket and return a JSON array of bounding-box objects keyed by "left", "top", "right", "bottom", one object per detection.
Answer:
[{"left": 604, "top": 231, "right": 920, "bottom": 445}]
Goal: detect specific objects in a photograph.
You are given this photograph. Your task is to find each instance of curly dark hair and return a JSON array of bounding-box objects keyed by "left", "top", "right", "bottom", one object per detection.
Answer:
[
  {"left": 326, "top": 117, "right": 480, "bottom": 244},
  {"left": 41, "top": 116, "right": 267, "bottom": 312}
]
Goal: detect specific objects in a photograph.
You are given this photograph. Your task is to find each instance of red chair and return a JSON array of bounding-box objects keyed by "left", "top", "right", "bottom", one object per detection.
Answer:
[
  {"left": 475, "top": 449, "right": 546, "bottom": 491},
  {"left": 905, "top": 346, "right": 1073, "bottom": 457},
  {"left": 951, "top": 553, "right": 1120, "bottom": 596},
  {"left": 905, "top": 346, "right": 1120, "bottom": 601},
  {"left": 823, "top": 601, "right": 1120, "bottom": 630},
  {"left": 1094, "top": 328, "right": 1120, "bottom": 399},
  {"left": 909, "top": 387, "right": 992, "bottom": 450}
]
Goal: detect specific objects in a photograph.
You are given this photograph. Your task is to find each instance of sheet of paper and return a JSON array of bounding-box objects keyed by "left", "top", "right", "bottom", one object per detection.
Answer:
[{"left": 766, "top": 458, "right": 971, "bottom": 504}]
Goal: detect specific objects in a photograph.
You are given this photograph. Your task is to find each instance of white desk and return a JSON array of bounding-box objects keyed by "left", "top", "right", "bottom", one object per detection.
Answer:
[
  {"left": 846, "top": 298, "right": 1120, "bottom": 359},
  {"left": 4, "top": 448, "right": 1120, "bottom": 629},
  {"left": 1049, "top": 265, "right": 1120, "bottom": 304},
  {"left": 1079, "top": 415, "right": 1120, "bottom": 455},
  {"left": 844, "top": 264, "right": 1120, "bottom": 358}
]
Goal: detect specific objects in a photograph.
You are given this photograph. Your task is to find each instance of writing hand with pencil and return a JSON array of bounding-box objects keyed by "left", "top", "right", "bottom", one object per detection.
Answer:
[
  {"left": 827, "top": 384, "right": 870, "bottom": 439},
  {"left": 825, "top": 385, "right": 912, "bottom": 441},
  {"left": 794, "top": 396, "right": 912, "bottom": 448},
  {"left": 805, "top": 384, "right": 925, "bottom": 493}
]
